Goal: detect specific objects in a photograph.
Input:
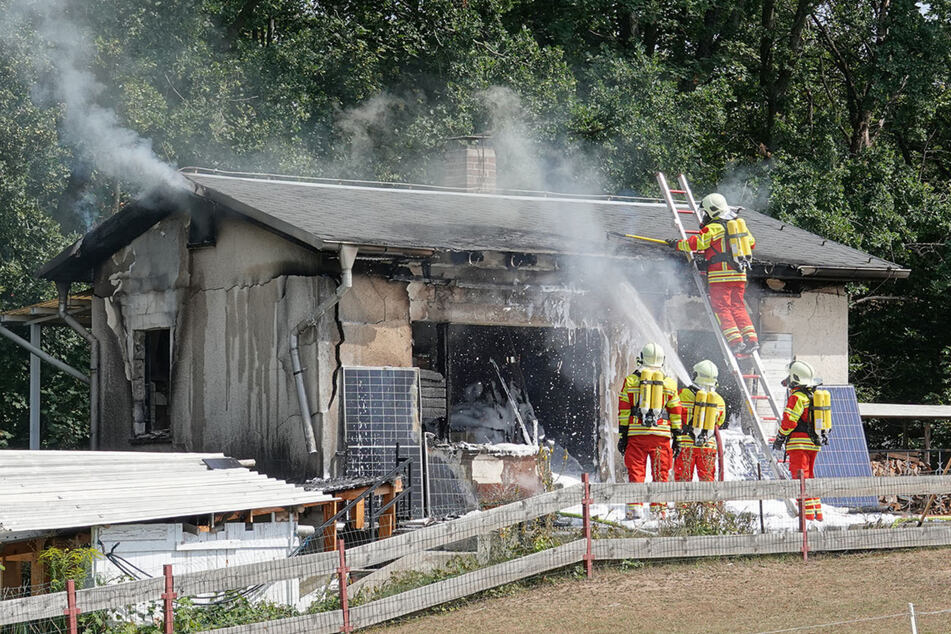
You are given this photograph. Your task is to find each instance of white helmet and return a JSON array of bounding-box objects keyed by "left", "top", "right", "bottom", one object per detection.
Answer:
[
  {"left": 783, "top": 360, "right": 820, "bottom": 388},
  {"left": 700, "top": 193, "right": 737, "bottom": 221},
  {"left": 637, "top": 342, "right": 665, "bottom": 368},
  {"left": 692, "top": 359, "right": 719, "bottom": 388}
]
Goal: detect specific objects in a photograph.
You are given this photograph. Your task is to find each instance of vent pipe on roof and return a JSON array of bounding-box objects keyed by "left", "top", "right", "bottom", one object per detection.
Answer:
[
  {"left": 290, "top": 244, "right": 358, "bottom": 464},
  {"left": 57, "top": 282, "right": 100, "bottom": 450}
]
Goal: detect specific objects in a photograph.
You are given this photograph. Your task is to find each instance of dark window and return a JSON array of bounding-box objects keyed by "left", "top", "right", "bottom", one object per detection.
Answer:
[{"left": 133, "top": 329, "right": 171, "bottom": 438}]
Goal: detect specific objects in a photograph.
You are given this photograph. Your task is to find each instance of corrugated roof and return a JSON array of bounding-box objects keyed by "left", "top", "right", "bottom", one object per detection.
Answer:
[
  {"left": 0, "top": 293, "right": 92, "bottom": 327},
  {"left": 0, "top": 450, "right": 334, "bottom": 537},
  {"left": 184, "top": 172, "right": 908, "bottom": 279}
]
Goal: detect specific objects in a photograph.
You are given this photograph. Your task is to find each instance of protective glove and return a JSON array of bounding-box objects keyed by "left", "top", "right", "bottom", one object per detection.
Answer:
[
  {"left": 671, "top": 435, "right": 681, "bottom": 459},
  {"left": 719, "top": 420, "right": 729, "bottom": 430},
  {"left": 771, "top": 435, "right": 786, "bottom": 451},
  {"left": 665, "top": 238, "right": 680, "bottom": 249},
  {"left": 617, "top": 434, "right": 629, "bottom": 455}
]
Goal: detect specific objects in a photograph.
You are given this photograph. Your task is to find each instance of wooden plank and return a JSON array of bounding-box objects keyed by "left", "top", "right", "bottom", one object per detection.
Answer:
[
  {"left": 349, "top": 540, "right": 586, "bottom": 630},
  {"left": 347, "top": 486, "right": 579, "bottom": 571},
  {"left": 201, "top": 609, "right": 343, "bottom": 634},
  {"left": 859, "top": 403, "right": 951, "bottom": 419},
  {"left": 591, "top": 476, "right": 951, "bottom": 504}
]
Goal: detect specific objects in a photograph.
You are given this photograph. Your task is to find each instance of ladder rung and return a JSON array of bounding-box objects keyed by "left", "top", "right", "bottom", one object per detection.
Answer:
[
  {"left": 742, "top": 374, "right": 759, "bottom": 379},
  {"left": 669, "top": 189, "right": 687, "bottom": 194},
  {"left": 760, "top": 416, "right": 778, "bottom": 421},
  {"left": 685, "top": 230, "right": 700, "bottom": 234},
  {"left": 677, "top": 210, "right": 694, "bottom": 214},
  {"left": 750, "top": 395, "right": 768, "bottom": 400}
]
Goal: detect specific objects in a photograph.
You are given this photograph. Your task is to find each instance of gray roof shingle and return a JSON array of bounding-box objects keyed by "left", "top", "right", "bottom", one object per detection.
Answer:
[{"left": 186, "top": 172, "right": 907, "bottom": 280}]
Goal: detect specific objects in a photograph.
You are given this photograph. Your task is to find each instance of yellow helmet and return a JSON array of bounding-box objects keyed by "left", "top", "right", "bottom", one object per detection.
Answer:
[
  {"left": 637, "top": 342, "right": 665, "bottom": 368},
  {"left": 784, "top": 360, "right": 820, "bottom": 387},
  {"left": 692, "top": 359, "right": 719, "bottom": 388},
  {"left": 700, "top": 193, "right": 731, "bottom": 220}
]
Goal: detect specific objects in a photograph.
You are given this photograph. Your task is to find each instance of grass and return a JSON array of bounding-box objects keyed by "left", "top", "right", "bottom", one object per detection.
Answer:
[{"left": 378, "top": 547, "right": 951, "bottom": 633}]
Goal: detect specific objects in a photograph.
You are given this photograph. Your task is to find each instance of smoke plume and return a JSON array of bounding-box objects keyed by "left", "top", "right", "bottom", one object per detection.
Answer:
[{"left": 2, "top": 0, "right": 185, "bottom": 201}]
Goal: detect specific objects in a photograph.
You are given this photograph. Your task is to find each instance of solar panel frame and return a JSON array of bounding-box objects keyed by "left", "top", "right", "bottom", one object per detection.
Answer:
[
  {"left": 342, "top": 366, "right": 427, "bottom": 518},
  {"left": 812, "top": 384, "right": 878, "bottom": 510}
]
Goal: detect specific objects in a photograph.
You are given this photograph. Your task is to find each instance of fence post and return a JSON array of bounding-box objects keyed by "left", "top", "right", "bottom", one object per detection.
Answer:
[
  {"left": 798, "top": 469, "right": 808, "bottom": 563},
  {"left": 757, "top": 464, "right": 765, "bottom": 534},
  {"left": 908, "top": 602, "right": 918, "bottom": 634},
  {"left": 338, "top": 539, "right": 353, "bottom": 633},
  {"left": 581, "top": 473, "right": 593, "bottom": 579},
  {"left": 63, "top": 579, "right": 80, "bottom": 634},
  {"left": 162, "top": 564, "right": 177, "bottom": 634}
]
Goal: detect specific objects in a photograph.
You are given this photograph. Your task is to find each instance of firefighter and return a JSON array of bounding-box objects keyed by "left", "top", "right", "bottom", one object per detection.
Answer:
[
  {"left": 772, "top": 360, "right": 824, "bottom": 521},
  {"left": 617, "top": 342, "right": 682, "bottom": 519},
  {"left": 674, "top": 360, "right": 727, "bottom": 483},
  {"left": 667, "top": 193, "right": 759, "bottom": 355}
]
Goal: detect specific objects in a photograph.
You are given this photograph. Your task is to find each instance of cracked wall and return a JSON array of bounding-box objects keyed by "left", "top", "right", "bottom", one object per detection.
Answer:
[{"left": 759, "top": 285, "right": 848, "bottom": 384}]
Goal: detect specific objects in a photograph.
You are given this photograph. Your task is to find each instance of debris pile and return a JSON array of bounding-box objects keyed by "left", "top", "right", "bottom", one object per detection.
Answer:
[
  {"left": 870, "top": 452, "right": 928, "bottom": 477},
  {"left": 870, "top": 452, "right": 951, "bottom": 514}
]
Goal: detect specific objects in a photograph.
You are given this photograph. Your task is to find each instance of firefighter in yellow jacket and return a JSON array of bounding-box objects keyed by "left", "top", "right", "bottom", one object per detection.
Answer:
[
  {"left": 617, "top": 342, "right": 682, "bottom": 519},
  {"left": 771, "top": 360, "right": 828, "bottom": 521},
  {"left": 668, "top": 193, "right": 759, "bottom": 354},
  {"left": 674, "top": 360, "right": 727, "bottom": 482}
]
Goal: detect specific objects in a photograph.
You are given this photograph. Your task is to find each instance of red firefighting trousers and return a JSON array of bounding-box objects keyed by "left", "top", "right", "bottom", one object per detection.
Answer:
[
  {"left": 788, "top": 449, "right": 823, "bottom": 520},
  {"left": 673, "top": 446, "right": 717, "bottom": 482},
  {"left": 709, "top": 280, "right": 758, "bottom": 347},
  {"left": 625, "top": 435, "right": 672, "bottom": 511}
]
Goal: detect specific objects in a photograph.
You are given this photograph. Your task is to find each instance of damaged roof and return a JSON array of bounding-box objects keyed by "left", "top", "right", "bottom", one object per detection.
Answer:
[
  {"left": 39, "top": 170, "right": 909, "bottom": 282},
  {"left": 0, "top": 450, "right": 334, "bottom": 540}
]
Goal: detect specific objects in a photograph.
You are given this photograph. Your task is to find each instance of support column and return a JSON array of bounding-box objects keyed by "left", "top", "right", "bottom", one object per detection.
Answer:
[{"left": 29, "top": 324, "right": 41, "bottom": 450}]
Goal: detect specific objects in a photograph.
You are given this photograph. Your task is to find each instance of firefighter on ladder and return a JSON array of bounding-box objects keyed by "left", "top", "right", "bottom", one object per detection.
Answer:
[
  {"left": 674, "top": 360, "right": 727, "bottom": 483},
  {"left": 667, "top": 193, "right": 759, "bottom": 355},
  {"left": 617, "top": 342, "right": 682, "bottom": 519},
  {"left": 772, "top": 360, "right": 827, "bottom": 521}
]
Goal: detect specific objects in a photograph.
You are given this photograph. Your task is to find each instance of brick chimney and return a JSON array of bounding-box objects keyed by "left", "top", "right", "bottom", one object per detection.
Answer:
[{"left": 444, "top": 135, "right": 496, "bottom": 193}]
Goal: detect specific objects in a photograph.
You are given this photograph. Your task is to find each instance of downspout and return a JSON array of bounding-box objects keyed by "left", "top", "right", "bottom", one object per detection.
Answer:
[
  {"left": 57, "top": 282, "right": 100, "bottom": 450},
  {"left": 290, "top": 244, "right": 358, "bottom": 460}
]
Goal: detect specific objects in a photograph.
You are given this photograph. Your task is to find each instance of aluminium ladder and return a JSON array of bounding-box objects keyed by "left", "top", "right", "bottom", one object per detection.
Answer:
[{"left": 656, "top": 173, "right": 794, "bottom": 505}]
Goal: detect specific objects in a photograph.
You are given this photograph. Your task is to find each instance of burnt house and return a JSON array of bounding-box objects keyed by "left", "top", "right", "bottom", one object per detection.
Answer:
[{"left": 34, "top": 161, "right": 907, "bottom": 492}]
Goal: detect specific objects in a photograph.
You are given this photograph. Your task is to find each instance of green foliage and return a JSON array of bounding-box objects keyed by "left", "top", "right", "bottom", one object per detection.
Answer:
[{"left": 38, "top": 545, "right": 102, "bottom": 592}]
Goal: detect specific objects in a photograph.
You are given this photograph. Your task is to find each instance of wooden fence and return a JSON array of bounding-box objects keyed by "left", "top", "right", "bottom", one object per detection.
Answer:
[{"left": 2, "top": 475, "right": 951, "bottom": 631}]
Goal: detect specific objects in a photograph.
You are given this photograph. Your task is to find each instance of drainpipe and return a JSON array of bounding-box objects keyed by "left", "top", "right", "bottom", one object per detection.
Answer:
[
  {"left": 290, "top": 244, "right": 358, "bottom": 458},
  {"left": 57, "top": 282, "right": 100, "bottom": 450}
]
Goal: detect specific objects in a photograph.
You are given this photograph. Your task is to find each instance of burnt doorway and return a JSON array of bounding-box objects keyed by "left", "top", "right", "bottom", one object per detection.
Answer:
[{"left": 412, "top": 323, "right": 602, "bottom": 473}]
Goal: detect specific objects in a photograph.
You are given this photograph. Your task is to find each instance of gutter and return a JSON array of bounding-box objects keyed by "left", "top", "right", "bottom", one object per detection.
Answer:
[
  {"left": 796, "top": 265, "right": 911, "bottom": 280},
  {"left": 57, "top": 282, "right": 100, "bottom": 450},
  {"left": 290, "top": 244, "right": 358, "bottom": 464}
]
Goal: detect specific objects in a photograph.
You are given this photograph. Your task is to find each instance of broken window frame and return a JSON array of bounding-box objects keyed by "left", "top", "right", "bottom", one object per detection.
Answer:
[{"left": 131, "top": 328, "right": 172, "bottom": 441}]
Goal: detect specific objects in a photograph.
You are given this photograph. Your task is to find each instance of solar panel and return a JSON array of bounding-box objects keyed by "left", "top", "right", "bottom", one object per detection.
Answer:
[
  {"left": 343, "top": 367, "right": 426, "bottom": 518},
  {"left": 812, "top": 385, "right": 878, "bottom": 509}
]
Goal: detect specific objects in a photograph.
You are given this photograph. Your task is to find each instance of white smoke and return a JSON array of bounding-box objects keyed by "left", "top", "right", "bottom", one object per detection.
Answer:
[
  {"left": 2, "top": 0, "right": 185, "bottom": 197},
  {"left": 336, "top": 93, "right": 404, "bottom": 168}
]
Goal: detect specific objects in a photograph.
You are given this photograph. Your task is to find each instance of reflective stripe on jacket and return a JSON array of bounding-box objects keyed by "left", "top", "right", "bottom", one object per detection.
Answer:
[
  {"left": 675, "top": 222, "right": 755, "bottom": 283},
  {"left": 618, "top": 371, "right": 682, "bottom": 439},
  {"left": 778, "top": 389, "right": 820, "bottom": 452},
  {"left": 676, "top": 386, "right": 726, "bottom": 449}
]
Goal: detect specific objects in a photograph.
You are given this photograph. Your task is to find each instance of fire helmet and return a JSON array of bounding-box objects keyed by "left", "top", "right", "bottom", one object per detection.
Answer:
[
  {"left": 783, "top": 360, "right": 820, "bottom": 388},
  {"left": 692, "top": 359, "right": 719, "bottom": 388},
  {"left": 637, "top": 342, "right": 665, "bottom": 368},
  {"left": 700, "top": 193, "right": 732, "bottom": 220}
]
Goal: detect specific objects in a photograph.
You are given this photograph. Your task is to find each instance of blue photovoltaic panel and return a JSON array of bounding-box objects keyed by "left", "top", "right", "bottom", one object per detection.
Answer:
[
  {"left": 343, "top": 367, "right": 425, "bottom": 518},
  {"left": 813, "top": 385, "right": 878, "bottom": 509}
]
